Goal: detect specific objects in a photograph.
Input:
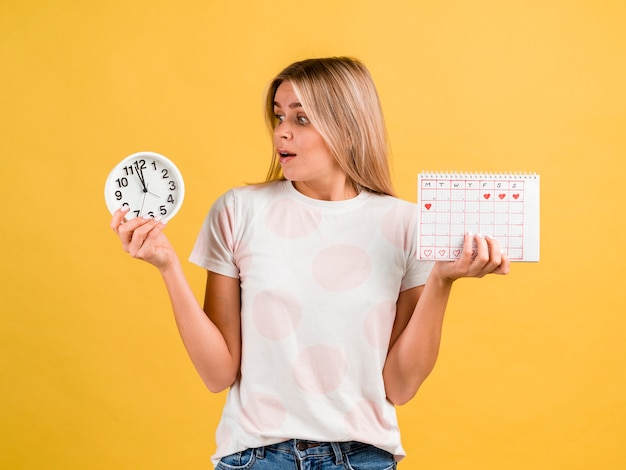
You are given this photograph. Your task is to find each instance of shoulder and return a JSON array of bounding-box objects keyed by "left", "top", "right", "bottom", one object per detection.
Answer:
[
  {"left": 365, "top": 192, "right": 417, "bottom": 218},
  {"left": 213, "top": 181, "right": 285, "bottom": 207}
]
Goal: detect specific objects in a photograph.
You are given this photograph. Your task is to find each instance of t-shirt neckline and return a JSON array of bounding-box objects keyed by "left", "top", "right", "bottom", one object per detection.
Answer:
[{"left": 281, "top": 180, "right": 371, "bottom": 211}]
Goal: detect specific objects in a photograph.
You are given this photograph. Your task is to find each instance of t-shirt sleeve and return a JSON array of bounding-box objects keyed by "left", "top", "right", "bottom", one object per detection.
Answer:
[
  {"left": 188, "top": 189, "right": 240, "bottom": 278},
  {"left": 400, "top": 203, "right": 434, "bottom": 290}
]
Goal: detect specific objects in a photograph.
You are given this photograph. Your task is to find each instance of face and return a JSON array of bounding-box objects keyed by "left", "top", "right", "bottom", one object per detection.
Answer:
[{"left": 273, "top": 81, "right": 347, "bottom": 198}]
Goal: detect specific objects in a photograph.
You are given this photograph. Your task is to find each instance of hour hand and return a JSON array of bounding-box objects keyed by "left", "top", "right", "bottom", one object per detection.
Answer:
[{"left": 134, "top": 162, "right": 148, "bottom": 192}]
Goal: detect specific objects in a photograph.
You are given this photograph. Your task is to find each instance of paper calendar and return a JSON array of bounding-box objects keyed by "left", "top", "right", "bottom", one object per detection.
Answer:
[{"left": 417, "top": 172, "right": 540, "bottom": 262}]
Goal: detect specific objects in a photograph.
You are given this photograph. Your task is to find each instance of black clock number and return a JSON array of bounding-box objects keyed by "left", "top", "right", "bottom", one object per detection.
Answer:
[
  {"left": 115, "top": 177, "right": 128, "bottom": 188},
  {"left": 115, "top": 190, "right": 123, "bottom": 201},
  {"left": 169, "top": 181, "right": 176, "bottom": 190},
  {"left": 160, "top": 205, "right": 167, "bottom": 215},
  {"left": 161, "top": 168, "right": 169, "bottom": 179},
  {"left": 167, "top": 194, "right": 174, "bottom": 204}
]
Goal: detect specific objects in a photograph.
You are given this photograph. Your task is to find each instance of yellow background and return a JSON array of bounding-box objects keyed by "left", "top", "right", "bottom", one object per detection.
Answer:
[{"left": 2, "top": 1, "right": 624, "bottom": 468}]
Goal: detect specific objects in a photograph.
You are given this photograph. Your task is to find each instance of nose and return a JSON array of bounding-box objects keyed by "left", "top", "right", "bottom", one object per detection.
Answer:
[{"left": 274, "top": 121, "right": 293, "bottom": 141}]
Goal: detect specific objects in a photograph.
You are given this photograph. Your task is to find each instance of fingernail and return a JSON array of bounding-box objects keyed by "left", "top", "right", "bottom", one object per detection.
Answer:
[
  {"left": 154, "top": 216, "right": 162, "bottom": 222},
  {"left": 142, "top": 214, "right": 151, "bottom": 220},
  {"left": 120, "top": 206, "right": 130, "bottom": 213},
  {"left": 476, "top": 233, "right": 484, "bottom": 238}
]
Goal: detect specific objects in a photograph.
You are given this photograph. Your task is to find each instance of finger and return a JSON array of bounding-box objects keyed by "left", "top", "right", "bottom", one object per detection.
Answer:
[
  {"left": 472, "top": 233, "right": 490, "bottom": 269},
  {"left": 127, "top": 217, "right": 165, "bottom": 256},
  {"left": 484, "top": 235, "right": 503, "bottom": 267},
  {"left": 117, "top": 215, "right": 156, "bottom": 251},
  {"left": 493, "top": 251, "right": 511, "bottom": 275},
  {"left": 483, "top": 235, "right": 512, "bottom": 276},
  {"left": 457, "top": 232, "right": 476, "bottom": 265},
  {"left": 110, "top": 206, "right": 130, "bottom": 232},
  {"left": 133, "top": 220, "right": 168, "bottom": 259}
]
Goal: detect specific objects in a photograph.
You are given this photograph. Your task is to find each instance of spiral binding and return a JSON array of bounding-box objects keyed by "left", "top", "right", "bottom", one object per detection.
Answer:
[{"left": 419, "top": 171, "right": 538, "bottom": 179}]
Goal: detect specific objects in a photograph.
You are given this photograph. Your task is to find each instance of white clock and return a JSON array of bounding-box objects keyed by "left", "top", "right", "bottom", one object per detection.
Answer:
[{"left": 104, "top": 151, "right": 185, "bottom": 222}]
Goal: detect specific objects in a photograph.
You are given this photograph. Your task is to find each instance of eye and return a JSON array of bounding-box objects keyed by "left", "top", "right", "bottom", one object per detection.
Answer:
[
  {"left": 297, "top": 115, "right": 310, "bottom": 125},
  {"left": 274, "top": 112, "right": 285, "bottom": 123}
]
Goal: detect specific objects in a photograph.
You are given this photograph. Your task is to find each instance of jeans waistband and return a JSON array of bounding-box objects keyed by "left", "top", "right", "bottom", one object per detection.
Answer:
[{"left": 256, "top": 440, "right": 369, "bottom": 465}]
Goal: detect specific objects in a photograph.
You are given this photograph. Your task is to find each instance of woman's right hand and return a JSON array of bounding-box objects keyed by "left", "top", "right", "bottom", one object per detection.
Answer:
[{"left": 110, "top": 207, "right": 174, "bottom": 271}]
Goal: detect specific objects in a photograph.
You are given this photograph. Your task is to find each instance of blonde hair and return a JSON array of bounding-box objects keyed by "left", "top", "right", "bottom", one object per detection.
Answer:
[{"left": 264, "top": 57, "right": 396, "bottom": 197}]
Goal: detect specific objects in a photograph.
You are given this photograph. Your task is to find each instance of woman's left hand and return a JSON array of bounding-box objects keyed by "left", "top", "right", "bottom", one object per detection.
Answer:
[{"left": 435, "top": 232, "right": 510, "bottom": 282}]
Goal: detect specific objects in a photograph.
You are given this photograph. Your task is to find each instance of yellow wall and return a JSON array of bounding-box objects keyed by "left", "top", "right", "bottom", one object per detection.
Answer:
[{"left": 2, "top": 1, "right": 624, "bottom": 468}]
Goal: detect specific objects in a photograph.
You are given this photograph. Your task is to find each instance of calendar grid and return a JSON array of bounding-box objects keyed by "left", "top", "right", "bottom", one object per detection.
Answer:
[{"left": 417, "top": 172, "right": 540, "bottom": 262}]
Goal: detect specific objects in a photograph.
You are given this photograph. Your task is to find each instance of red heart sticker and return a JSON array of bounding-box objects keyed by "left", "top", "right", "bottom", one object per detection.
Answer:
[
  {"left": 439, "top": 250, "right": 446, "bottom": 257},
  {"left": 453, "top": 249, "right": 461, "bottom": 257},
  {"left": 483, "top": 193, "right": 491, "bottom": 199},
  {"left": 498, "top": 193, "right": 506, "bottom": 199},
  {"left": 425, "top": 203, "right": 432, "bottom": 210},
  {"left": 512, "top": 193, "right": 520, "bottom": 199},
  {"left": 424, "top": 249, "right": 432, "bottom": 257}
]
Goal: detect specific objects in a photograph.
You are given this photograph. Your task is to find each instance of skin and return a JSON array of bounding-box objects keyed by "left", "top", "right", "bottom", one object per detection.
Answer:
[
  {"left": 273, "top": 81, "right": 357, "bottom": 201},
  {"left": 110, "top": 80, "right": 510, "bottom": 403}
]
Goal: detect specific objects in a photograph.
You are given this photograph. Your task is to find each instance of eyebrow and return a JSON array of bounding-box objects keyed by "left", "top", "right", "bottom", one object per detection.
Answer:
[{"left": 273, "top": 101, "right": 303, "bottom": 109}]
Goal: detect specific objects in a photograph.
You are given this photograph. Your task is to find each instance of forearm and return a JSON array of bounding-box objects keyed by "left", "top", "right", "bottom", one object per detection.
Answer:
[
  {"left": 383, "top": 265, "right": 453, "bottom": 405},
  {"left": 159, "top": 258, "right": 237, "bottom": 392}
]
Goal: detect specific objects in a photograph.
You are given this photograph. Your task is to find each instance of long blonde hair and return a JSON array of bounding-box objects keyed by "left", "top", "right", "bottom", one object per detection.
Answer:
[{"left": 264, "top": 57, "right": 396, "bottom": 197}]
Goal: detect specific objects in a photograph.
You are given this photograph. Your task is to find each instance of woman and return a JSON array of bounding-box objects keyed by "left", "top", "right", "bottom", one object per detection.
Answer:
[{"left": 111, "top": 57, "right": 509, "bottom": 469}]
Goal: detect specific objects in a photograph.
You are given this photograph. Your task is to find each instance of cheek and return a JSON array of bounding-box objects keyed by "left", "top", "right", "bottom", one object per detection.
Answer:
[{"left": 308, "top": 134, "right": 333, "bottom": 158}]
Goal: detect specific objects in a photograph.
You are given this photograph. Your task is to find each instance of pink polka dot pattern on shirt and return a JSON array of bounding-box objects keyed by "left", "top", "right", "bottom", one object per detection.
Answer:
[
  {"left": 217, "top": 204, "right": 235, "bottom": 252},
  {"left": 292, "top": 345, "right": 348, "bottom": 394},
  {"left": 312, "top": 245, "right": 371, "bottom": 291},
  {"left": 265, "top": 198, "right": 322, "bottom": 238},
  {"left": 363, "top": 301, "right": 397, "bottom": 349},
  {"left": 381, "top": 204, "right": 414, "bottom": 251},
  {"left": 252, "top": 289, "right": 302, "bottom": 340},
  {"left": 344, "top": 399, "right": 393, "bottom": 444},
  {"left": 238, "top": 392, "right": 287, "bottom": 433}
]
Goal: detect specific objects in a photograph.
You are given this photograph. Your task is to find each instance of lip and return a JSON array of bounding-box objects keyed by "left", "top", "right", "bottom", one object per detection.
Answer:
[{"left": 277, "top": 148, "right": 296, "bottom": 164}]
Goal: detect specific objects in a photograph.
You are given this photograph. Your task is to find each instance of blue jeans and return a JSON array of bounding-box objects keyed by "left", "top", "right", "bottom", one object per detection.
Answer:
[{"left": 215, "top": 440, "right": 397, "bottom": 469}]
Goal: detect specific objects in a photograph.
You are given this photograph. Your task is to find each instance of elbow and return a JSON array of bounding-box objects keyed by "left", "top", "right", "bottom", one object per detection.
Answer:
[
  {"left": 200, "top": 368, "right": 238, "bottom": 394},
  {"left": 386, "top": 384, "right": 420, "bottom": 406},
  {"left": 384, "top": 367, "right": 434, "bottom": 406},
  {"left": 205, "top": 381, "right": 229, "bottom": 394}
]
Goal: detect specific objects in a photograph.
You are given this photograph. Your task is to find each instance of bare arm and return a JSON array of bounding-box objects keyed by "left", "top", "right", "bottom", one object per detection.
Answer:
[
  {"left": 111, "top": 208, "right": 241, "bottom": 393},
  {"left": 383, "top": 233, "right": 510, "bottom": 405}
]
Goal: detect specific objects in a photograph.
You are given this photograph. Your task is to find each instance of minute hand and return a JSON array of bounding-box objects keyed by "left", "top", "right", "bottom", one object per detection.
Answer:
[{"left": 134, "top": 162, "right": 148, "bottom": 192}]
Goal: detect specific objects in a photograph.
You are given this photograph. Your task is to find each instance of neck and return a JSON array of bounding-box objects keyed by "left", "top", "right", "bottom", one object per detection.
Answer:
[{"left": 292, "top": 180, "right": 358, "bottom": 201}]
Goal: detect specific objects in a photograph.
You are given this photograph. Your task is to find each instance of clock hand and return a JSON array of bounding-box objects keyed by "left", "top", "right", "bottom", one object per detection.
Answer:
[
  {"left": 142, "top": 181, "right": 161, "bottom": 198},
  {"left": 139, "top": 191, "right": 147, "bottom": 215},
  {"left": 134, "top": 161, "right": 148, "bottom": 193}
]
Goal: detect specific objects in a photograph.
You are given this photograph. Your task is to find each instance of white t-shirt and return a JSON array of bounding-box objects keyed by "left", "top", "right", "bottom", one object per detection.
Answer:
[{"left": 189, "top": 180, "right": 433, "bottom": 465}]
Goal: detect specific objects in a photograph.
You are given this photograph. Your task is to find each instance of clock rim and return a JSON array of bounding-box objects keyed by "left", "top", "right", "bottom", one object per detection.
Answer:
[{"left": 104, "top": 151, "right": 185, "bottom": 222}]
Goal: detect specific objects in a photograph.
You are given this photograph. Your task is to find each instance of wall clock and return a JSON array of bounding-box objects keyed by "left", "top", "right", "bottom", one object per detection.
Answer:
[{"left": 104, "top": 151, "right": 185, "bottom": 222}]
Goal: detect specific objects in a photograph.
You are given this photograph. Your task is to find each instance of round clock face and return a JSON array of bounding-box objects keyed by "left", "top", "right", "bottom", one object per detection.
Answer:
[{"left": 104, "top": 151, "right": 185, "bottom": 222}]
